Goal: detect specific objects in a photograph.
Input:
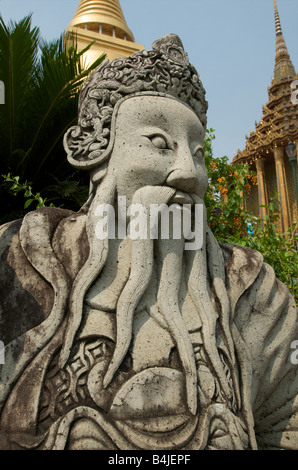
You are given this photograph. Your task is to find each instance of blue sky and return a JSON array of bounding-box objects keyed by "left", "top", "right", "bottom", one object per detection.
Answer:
[{"left": 0, "top": 0, "right": 297, "bottom": 162}]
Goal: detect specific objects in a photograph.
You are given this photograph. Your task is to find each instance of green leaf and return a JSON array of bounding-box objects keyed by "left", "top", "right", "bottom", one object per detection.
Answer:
[
  {"left": 36, "top": 197, "right": 45, "bottom": 208},
  {"left": 24, "top": 198, "right": 34, "bottom": 208}
]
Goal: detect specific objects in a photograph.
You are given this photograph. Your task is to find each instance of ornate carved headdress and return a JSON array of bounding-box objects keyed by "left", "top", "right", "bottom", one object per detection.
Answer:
[{"left": 64, "top": 34, "right": 208, "bottom": 171}]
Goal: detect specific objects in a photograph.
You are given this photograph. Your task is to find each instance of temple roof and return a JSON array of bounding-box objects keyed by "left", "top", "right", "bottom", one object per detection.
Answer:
[
  {"left": 233, "top": 0, "right": 298, "bottom": 165},
  {"left": 273, "top": 0, "right": 296, "bottom": 82},
  {"left": 67, "top": 0, "right": 135, "bottom": 42}
]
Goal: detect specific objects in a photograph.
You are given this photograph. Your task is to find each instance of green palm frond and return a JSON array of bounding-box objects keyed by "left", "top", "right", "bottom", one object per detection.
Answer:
[
  {"left": 21, "top": 31, "right": 105, "bottom": 180},
  {"left": 0, "top": 14, "right": 39, "bottom": 168},
  {"left": 0, "top": 15, "right": 106, "bottom": 221}
]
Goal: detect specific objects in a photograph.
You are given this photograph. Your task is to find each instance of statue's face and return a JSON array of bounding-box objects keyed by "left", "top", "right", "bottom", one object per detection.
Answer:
[{"left": 109, "top": 95, "right": 208, "bottom": 206}]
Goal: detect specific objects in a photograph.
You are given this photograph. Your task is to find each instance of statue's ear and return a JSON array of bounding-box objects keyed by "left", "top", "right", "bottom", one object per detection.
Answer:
[{"left": 63, "top": 125, "right": 111, "bottom": 171}]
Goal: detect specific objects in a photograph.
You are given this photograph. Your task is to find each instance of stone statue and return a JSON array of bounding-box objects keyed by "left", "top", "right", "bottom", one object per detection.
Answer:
[{"left": 0, "top": 34, "right": 297, "bottom": 451}]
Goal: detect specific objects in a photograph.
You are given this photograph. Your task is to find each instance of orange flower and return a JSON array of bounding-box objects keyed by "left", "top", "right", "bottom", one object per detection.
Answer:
[
  {"left": 220, "top": 186, "right": 228, "bottom": 197},
  {"left": 217, "top": 177, "right": 226, "bottom": 183},
  {"left": 246, "top": 174, "right": 258, "bottom": 185}
]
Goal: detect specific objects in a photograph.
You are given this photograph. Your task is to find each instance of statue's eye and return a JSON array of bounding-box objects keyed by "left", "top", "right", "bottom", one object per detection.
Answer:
[
  {"left": 193, "top": 146, "right": 204, "bottom": 163},
  {"left": 149, "top": 135, "right": 169, "bottom": 150}
]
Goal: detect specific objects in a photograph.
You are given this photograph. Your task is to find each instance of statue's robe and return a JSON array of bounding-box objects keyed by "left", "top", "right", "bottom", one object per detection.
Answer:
[{"left": 0, "top": 208, "right": 297, "bottom": 450}]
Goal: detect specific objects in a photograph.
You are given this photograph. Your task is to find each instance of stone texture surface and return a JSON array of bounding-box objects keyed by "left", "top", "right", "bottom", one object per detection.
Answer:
[{"left": 0, "top": 34, "right": 297, "bottom": 450}]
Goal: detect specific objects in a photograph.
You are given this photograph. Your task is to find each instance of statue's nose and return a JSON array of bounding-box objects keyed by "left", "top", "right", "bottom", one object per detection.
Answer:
[{"left": 166, "top": 145, "right": 198, "bottom": 193}]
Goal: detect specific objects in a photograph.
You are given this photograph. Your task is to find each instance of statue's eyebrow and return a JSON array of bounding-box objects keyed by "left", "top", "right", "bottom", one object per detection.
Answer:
[{"left": 188, "top": 118, "right": 204, "bottom": 139}]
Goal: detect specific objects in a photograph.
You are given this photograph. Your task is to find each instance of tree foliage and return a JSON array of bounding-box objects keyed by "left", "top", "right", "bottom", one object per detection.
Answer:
[
  {"left": 204, "top": 129, "right": 298, "bottom": 303},
  {"left": 204, "top": 129, "right": 258, "bottom": 240},
  {"left": 0, "top": 15, "right": 105, "bottom": 223}
]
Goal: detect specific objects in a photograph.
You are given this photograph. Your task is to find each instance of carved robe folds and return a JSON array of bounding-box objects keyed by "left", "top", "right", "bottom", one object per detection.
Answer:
[{"left": 0, "top": 208, "right": 297, "bottom": 450}]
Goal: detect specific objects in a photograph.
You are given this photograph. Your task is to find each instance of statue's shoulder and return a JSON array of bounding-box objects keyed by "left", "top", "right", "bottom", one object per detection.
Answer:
[
  {"left": 0, "top": 207, "right": 89, "bottom": 278},
  {"left": 218, "top": 241, "right": 296, "bottom": 312},
  {"left": 0, "top": 208, "right": 89, "bottom": 344},
  {"left": 219, "top": 241, "right": 263, "bottom": 270},
  {"left": 0, "top": 207, "right": 74, "bottom": 249},
  {"left": 218, "top": 245, "right": 297, "bottom": 451},
  {"left": 0, "top": 207, "right": 89, "bottom": 254},
  {"left": 219, "top": 241, "right": 264, "bottom": 292}
]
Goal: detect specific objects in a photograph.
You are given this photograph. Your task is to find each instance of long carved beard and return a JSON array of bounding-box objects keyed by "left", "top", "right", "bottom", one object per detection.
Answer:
[
  {"left": 59, "top": 179, "right": 239, "bottom": 417},
  {"left": 59, "top": 173, "right": 117, "bottom": 368},
  {"left": 102, "top": 185, "right": 177, "bottom": 388},
  {"left": 103, "top": 186, "right": 202, "bottom": 415},
  {"left": 155, "top": 234, "right": 198, "bottom": 415}
]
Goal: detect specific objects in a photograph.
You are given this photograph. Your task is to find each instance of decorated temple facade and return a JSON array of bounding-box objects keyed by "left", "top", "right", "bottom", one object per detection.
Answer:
[{"left": 233, "top": 0, "right": 298, "bottom": 235}]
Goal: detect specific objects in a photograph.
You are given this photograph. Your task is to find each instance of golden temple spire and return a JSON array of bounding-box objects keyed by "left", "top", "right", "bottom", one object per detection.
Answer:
[
  {"left": 68, "top": 0, "right": 134, "bottom": 42},
  {"left": 66, "top": 0, "right": 143, "bottom": 65},
  {"left": 274, "top": 0, "right": 282, "bottom": 34},
  {"left": 273, "top": 0, "right": 295, "bottom": 82}
]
